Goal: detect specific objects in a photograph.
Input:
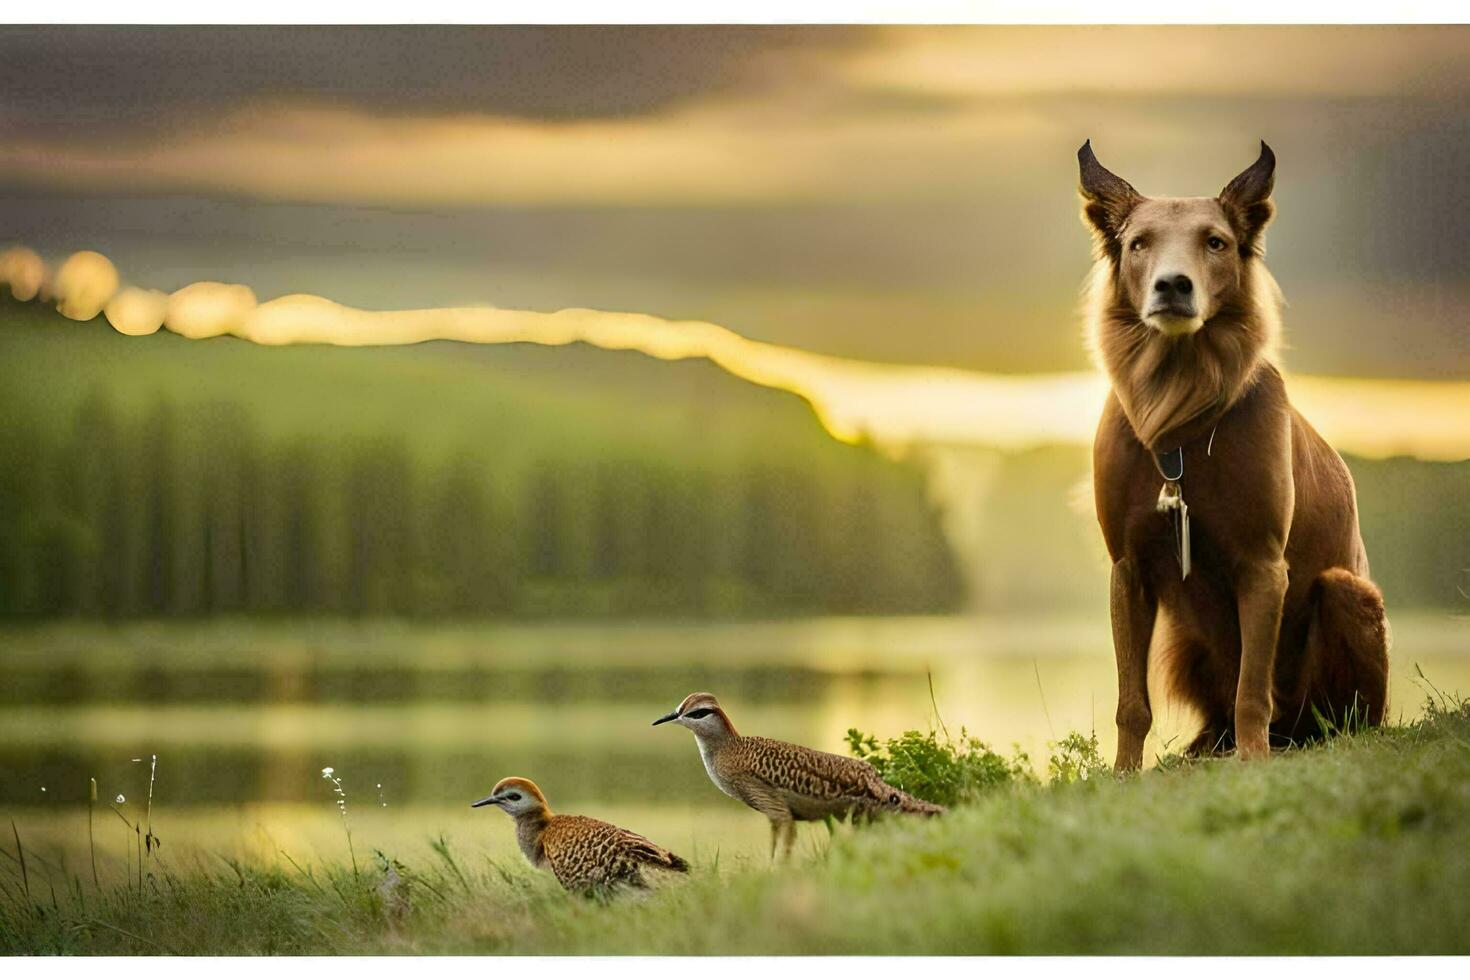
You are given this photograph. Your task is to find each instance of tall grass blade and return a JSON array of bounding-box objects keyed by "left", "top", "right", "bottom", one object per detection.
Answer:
[
  {"left": 10, "top": 820, "right": 29, "bottom": 902},
  {"left": 430, "top": 835, "right": 473, "bottom": 894},
  {"left": 88, "top": 777, "right": 99, "bottom": 891},
  {"left": 70, "top": 917, "right": 178, "bottom": 954},
  {"left": 927, "top": 670, "right": 951, "bottom": 741},
  {"left": 1033, "top": 658, "right": 1056, "bottom": 739}
]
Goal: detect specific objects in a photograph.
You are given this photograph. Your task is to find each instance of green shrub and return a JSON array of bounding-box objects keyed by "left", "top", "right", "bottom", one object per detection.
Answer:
[
  {"left": 845, "top": 726, "right": 1035, "bottom": 806},
  {"left": 1046, "top": 730, "right": 1109, "bottom": 784}
]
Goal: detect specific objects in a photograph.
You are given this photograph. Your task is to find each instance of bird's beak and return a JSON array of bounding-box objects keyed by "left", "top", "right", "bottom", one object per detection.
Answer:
[
  {"left": 470, "top": 795, "right": 500, "bottom": 808},
  {"left": 652, "top": 709, "right": 680, "bottom": 727}
]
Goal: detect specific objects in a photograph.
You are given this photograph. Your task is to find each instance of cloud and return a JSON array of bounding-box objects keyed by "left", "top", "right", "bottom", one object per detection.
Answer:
[
  {"left": 844, "top": 26, "right": 1470, "bottom": 101},
  {"left": 0, "top": 26, "right": 872, "bottom": 141},
  {"left": 3, "top": 25, "right": 1460, "bottom": 153},
  {"left": 164, "top": 282, "right": 257, "bottom": 339},
  {"left": 0, "top": 26, "right": 1463, "bottom": 209},
  {"left": 0, "top": 246, "right": 45, "bottom": 302},
  {"left": 52, "top": 250, "right": 119, "bottom": 321},
  {"left": 3, "top": 52, "right": 1465, "bottom": 213},
  {"left": 105, "top": 286, "right": 169, "bottom": 336},
  {"left": 0, "top": 98, "right": 1055, "bottom": 207}
]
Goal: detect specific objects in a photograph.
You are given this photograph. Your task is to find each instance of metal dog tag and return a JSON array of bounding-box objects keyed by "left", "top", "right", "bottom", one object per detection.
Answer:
[{"left": 1156, "top": 480, "right": 1191, "bottom": 579}]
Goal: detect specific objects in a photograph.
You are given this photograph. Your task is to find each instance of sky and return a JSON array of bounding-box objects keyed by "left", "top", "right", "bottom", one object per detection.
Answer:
[{"left": 2, "top": 25, "right": 1468, "bottom": 377}]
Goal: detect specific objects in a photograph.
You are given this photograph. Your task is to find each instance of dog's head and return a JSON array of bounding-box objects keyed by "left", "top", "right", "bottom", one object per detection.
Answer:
[{"left": 1077, "top": 140, "right": 1275, "bottom": 337}]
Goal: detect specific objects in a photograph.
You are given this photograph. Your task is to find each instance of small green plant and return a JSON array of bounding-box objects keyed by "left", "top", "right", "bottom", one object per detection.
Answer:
[
  {"left": 1047, "top": 730, "right": 1109, "bottom": 784},
  {"left": 845, "top": 726, "right": 1034, "bottom": 807},
  {"left": 1412, "top": 664, "right": 1469, "bottom": 727},
  {"left": 109, "top": 795, "right": 144, "bottom": 895},
  {"left": 87, "top": 777, "right": 99, "bottom": 890},
  {"left": 321, "top": 766, "right": 359, "bottom": 880},
  {"left": 143, "top": 754, "right": 159, "bottom": 872},
  {"left": 133, "top": 754, "right": 161, "bottom": 881}
]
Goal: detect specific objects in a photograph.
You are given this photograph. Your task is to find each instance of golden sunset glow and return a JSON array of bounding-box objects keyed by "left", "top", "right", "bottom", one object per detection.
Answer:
[
  {"left": 8, "top": 244, "right": 1467, "bottom": 462},
  {"left": 232, "top": 304, "right": 1470, "bottom": 462},
  {"left": 844, "top": 26, "right": 1468, "bottom": 100}
]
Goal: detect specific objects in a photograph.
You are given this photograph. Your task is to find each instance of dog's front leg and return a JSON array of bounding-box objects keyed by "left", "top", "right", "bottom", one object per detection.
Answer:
[
  {"left": 1235, "top": 557, "right": 1288, "bottom": 760},
  {"left": 1111, "top": 557, "right": 1156, "bottom": 771}
]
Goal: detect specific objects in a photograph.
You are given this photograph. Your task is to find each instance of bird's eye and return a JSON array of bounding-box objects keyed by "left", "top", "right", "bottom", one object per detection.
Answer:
[
  {"left": 889, "top": 793, "right": 900, "bottom": 805},
  {"left": 1207, "top": 236, "right": 1227, "bottom": 252},
  {"left": 506, "top": 793, "right": 521, "bottom": 801},
  {"left": 1129, "top": 239, "right": 1147, "bottom": 253},
  {"left": 685, "top": 708, "right": 714, "bottom": 720}
]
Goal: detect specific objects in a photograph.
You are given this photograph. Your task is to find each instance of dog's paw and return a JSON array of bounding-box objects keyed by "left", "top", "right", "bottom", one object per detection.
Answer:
[{"left": 1237, "top": 735, "right": 1270, "bottom": 761}]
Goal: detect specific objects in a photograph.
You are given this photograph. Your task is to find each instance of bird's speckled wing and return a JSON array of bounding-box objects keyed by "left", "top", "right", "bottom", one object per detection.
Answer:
[
  {"left": 729, "top": 736, "right": 943, "bottom": 817},
  {"left": 540, "top": 814, "right": 688, "bottom": 890},
  {"left": 735, "top": 736, "right": 886, "bottom": 803}
]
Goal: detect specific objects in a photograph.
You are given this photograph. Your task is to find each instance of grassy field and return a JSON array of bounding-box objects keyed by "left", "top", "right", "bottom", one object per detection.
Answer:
[{"left": 3, "top": 694, "right": 1468, "bottom": 955}]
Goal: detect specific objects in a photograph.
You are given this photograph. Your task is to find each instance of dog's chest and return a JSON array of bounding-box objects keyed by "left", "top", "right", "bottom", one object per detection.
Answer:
[{"left": 1118, "top": 452, "right": 1243, "bottom": 578}]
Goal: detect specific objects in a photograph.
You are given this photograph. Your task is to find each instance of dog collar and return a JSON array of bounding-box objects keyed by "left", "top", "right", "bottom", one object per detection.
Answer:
[
  {"left": 1148, "top": 425, "right": 1217, "bottom": 581},
  {"left": 1153, "top": 446, "right": 1185, "bottom": 482},
  {"left": 1151, "top": 422, "right": 1219, "bottom": 481}
]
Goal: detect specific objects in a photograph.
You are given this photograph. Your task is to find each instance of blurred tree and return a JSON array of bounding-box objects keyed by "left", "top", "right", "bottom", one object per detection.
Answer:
[
  {"left": 139, "top": 400, "right": 181, "bottom": 614},
  {"left": 345, "top": 437, "right": 415, "bottom": 616},
  {"left": 523, "top": 461, "right": 565, "bottom": 582},
  {"left": 274, "top": 445, "right": 319, "bottom": 612}
]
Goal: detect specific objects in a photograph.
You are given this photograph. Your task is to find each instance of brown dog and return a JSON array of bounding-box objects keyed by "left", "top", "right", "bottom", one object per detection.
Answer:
[{"left": 1078, "top": 140, "right": 1389, "bottom": 769}]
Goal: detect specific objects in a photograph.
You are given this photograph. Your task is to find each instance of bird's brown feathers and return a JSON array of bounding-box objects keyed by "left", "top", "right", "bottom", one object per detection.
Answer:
[
  {"left": 720, "top": 735, "right": 944, "bottom": 820},
  {"left": 537, "top": 814, "right": 689, "bottom": 891}
]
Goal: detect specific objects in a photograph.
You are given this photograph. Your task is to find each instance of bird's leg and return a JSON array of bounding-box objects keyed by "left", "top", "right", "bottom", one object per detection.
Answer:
[
  {"left": 768, "top": 820, "right": 780, "bottom": 861},
  {"left": 779, "top": 819, "right": 797, "bottom": 863}
]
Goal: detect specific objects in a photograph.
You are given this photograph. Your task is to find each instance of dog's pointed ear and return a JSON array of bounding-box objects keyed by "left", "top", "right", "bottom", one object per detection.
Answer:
[
  {"left": 1078, "top": 140, "right": 1141, "bottom": 257},
  {"left": 1219, "top": 141, "right": 1276, "bottom": 255}
]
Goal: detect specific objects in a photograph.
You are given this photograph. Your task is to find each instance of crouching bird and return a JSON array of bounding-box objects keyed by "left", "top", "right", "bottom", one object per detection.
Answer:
[
  {"left": 653, "top": 692, "right": 944, "bottom": 861},
  {"left": 471, "top": 776, "right": 689, "bottom": 893}
]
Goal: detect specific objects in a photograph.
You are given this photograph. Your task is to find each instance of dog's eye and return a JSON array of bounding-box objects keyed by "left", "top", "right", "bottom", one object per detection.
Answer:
[
  {"left": 889, "top": 793, "right": 900, "bottom": 805},
  {"left": 1207, "top": 236, "right": 1227, "bottom": 252},
  {"left": 1129, "top": 240, "right": 1147, "bottom": 253}
]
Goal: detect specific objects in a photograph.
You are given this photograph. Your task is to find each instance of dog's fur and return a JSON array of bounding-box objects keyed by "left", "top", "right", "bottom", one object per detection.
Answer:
[{"left": 1078, "top": 141, "right": 1390, "bottom": 768}]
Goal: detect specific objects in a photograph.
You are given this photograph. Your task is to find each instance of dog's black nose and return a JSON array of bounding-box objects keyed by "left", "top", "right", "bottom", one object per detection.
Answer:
[{"left": 1154, "top": 274, "right": 1193, "bottom": 297}]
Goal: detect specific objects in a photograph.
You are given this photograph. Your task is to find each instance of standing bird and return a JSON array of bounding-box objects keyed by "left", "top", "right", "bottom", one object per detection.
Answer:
[
  {"left": 653, "top": 692, "right": 943, "bottom": 861},
  {"left": 471, "top": 777, "right": 689, "bottom": 892}
]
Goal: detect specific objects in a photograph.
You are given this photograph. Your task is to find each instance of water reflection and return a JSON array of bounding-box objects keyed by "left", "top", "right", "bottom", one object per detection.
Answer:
[
  {"left": 0, "top": 662, "right": 875, "bottom": 707},
  {"left": 1, "top": 614, "right": 1465, "bottom": 816}
]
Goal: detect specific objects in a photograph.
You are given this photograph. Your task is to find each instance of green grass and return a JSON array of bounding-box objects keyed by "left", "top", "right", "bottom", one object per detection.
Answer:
[{"left": 3, "top": 696, "right": 1468, "bottom": 955}]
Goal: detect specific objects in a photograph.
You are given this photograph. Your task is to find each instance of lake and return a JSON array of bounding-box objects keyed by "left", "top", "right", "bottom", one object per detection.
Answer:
[{"left": 2, "top": 613, "right": 1466, "bottom": 874}]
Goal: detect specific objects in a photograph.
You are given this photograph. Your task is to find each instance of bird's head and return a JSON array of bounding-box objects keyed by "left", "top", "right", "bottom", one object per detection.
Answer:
[
  {"left": 470, "top": 776, "right": 549, "bottom": 817},
  {"left": 880, "top": 787, "right": 946, "bottom": 817},
  {"left": 652, "top": 692, "right": 737, "bottom": 738}
]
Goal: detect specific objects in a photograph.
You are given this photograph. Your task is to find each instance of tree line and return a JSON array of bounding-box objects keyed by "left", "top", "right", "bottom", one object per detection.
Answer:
[{"left": 0, "top": 388, "right": 964, "bottom": 619}]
